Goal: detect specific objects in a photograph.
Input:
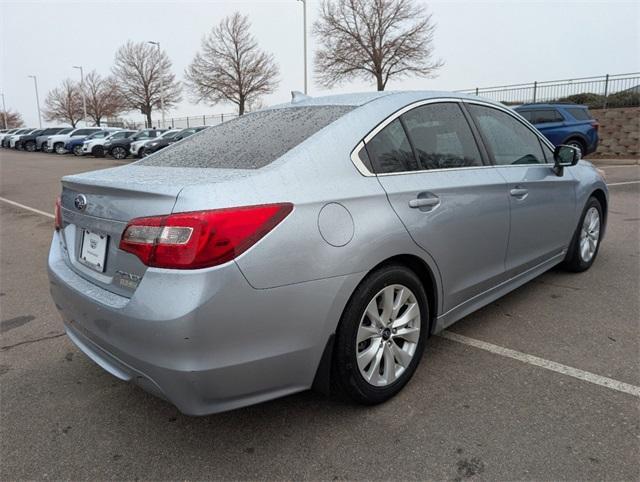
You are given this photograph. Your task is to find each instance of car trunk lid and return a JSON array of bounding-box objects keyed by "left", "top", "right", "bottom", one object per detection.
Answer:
[
  {"left": 58, "top": 165, "right": 256, "bottom": 298},
  {"left": 59, "top": 166, "right": 187, "bottom": 297}
]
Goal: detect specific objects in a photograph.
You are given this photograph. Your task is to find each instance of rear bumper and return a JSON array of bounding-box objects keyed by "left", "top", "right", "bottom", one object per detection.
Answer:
[{"left": 48, "top": 232, "right": 359, "bottom": 415}]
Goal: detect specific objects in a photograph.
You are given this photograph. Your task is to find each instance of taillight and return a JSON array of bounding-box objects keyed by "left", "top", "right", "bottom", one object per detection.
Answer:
[
  {"left": 119, "top": 203, "right": 293, "bottom": 269},
  {"left": 54, "top": 196, "right": 62, "bottom": 230}
]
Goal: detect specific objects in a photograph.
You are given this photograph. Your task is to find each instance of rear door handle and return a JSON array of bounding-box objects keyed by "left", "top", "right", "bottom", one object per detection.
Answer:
[
  {"left": 409, "top": 197, "right": 440, "bottom": 209},
  {"left": 510, "top": 187, "right": 529, "bottom": 198}
]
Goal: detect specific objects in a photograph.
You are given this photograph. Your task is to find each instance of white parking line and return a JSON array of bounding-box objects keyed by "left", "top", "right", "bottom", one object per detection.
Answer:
[
  {"left": 440, "top": 330, "right": 640, "bottom": 398},
  {"left": 0, "top": 196, "right": 54, "bottom": 219},
  {"left": 2, "top": 195, "right": 640, "bottom": 398},
  {"left": 607, "top": 180, "right": 640, "bottom": 186}
]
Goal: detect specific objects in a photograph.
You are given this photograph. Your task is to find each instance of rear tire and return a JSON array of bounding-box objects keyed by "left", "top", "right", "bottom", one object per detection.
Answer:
[
  {"left": 561, "top": 196, "right": 603, "bottom": 272},
  {"left": 332, "top": 264, "right": 428, "bottom": 405},
  {"left": 92, "top": 145, "right": 104, "bottom": 157},
  {"left": 111, "top": 146, "right": 127, "bottom": 160},
  {"left": 566, "top": 138, "right": 586, "bottom": 157}
]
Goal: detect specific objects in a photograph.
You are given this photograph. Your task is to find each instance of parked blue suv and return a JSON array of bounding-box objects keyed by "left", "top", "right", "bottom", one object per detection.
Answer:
[{"left": 515, "top": 103, "right": 599, "bottom": 156}]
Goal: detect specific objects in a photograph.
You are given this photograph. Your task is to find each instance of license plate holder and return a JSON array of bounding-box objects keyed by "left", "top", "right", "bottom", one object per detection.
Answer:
[{"left": 79, "top": 229, "right": 108, "bottom": 272}]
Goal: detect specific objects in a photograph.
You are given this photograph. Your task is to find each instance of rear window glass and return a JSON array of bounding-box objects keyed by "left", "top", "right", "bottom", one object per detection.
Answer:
[
  {"left": 139, "top": 106, "right": 353, "bottom": 169},
  {"left": 565, "top": 107, "right": 592, "bottom": 121}
]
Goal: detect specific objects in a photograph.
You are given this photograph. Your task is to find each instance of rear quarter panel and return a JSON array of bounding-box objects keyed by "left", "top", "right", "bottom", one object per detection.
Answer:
[{"left": 171, "top": 95, "right": 447, "bottom": 312}]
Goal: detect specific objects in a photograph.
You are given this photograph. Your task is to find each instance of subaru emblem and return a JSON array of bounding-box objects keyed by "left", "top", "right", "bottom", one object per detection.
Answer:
[{"left": 74, "top": 194, "right": 87, "bottom": 211}]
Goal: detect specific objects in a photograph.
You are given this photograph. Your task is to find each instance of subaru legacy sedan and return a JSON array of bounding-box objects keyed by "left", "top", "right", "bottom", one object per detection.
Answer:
[{"left": 48, "top": 91, "right": 608, "bottom": 415}]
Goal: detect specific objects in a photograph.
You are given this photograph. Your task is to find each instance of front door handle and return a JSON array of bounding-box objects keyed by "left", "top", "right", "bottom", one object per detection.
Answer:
[
  {"left": 510, "top": 187, "right": 529, "bottom": 199},
  {"left": 409, "top": 197, "right": 440, "bottom": 209}
]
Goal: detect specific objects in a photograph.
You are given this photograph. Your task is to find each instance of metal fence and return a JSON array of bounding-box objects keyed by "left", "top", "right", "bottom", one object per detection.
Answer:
[
  {"left": 112, "top": 73, "right": 638, "bottom": 130},
  {"left": 153, "top": 112, "right": 240, "bottom": 130},
  {"left": 456, "top": 72, "right": 640, "bottom": 108}
]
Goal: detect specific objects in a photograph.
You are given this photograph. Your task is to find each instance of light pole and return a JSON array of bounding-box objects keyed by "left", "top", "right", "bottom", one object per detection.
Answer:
[
  {"left": 148, "top": 41, "right": 165, "bottom": 128},
  {"left": 297, "top": 0, "right": 308, "bottom": 95},
  {"left": 0, "top": 92, "right": 7, "bottom": 129},
  {"left": 73, "top": 65, "right": 88, "bottom": 126},
  {"left": 27, "top": 75, "right": 42, "bottom": 128}
]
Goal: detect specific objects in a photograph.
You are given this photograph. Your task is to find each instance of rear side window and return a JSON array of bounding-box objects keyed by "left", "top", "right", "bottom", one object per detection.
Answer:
[
  {"left": 401, "top": 103, "right": 483, "bottom": 169},
  {"left": 468, "top": 104, "right": 545, "bottom": 165},
  {"left": 530, "top": 109, "right": 564, "bottom": 124},
  {"left": 565, "top": 107, "right": 592, "bottom": 121},
  {"left": 73, "top": 129, "right": 95, "bottom": 136},
  {"left": 518, "top": 110, "right": 534, "bottom": 122},
  {"left": 140, "top": 106, "right": 353, "bottom": 169},
  {"left": 365, "top": 119, "right": 417, "bottom": 173}
]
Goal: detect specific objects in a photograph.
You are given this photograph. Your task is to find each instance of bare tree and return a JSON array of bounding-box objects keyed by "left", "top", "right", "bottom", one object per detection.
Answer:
[
  {"left": 112, "top": 41, "right": 182, "bottom": 127},
  {"left": 0, "top": 110, "right": 25, "bottom": 129},
  {"left": 185, "top": 12, "right": 279, "bottom": 115},
  {"left": 313, "top": 0, "right": 443, "bottom": 91},
  {"left": 83, "top": 71, "right": 127, "bottom": 126},
  {"left": 43, "top": 79, "right": 84, "bottom": 127}
]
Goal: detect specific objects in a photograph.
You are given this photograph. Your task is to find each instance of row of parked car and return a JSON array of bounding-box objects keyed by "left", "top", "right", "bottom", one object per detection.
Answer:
[{"left": 0, "top": 125, "right": 209, "bottom": 159}]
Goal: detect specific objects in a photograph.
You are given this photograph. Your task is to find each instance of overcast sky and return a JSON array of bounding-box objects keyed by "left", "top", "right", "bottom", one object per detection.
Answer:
[{"left": 2, "top": 0, "right": 639, "bottom": 127}]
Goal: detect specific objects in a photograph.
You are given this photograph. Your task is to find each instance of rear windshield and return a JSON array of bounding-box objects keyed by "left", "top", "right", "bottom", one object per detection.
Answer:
[
  {"left": 139, "top": 106, "right": 354, "bottom": 169},
  {"left": 565, "top": 107, "right": 592, "bottom": 121}
]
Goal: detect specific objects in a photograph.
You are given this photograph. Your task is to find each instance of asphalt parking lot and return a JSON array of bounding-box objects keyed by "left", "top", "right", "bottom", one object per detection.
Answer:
[{"left": 1, "top": 150, "right": 638, "bottom": 480}]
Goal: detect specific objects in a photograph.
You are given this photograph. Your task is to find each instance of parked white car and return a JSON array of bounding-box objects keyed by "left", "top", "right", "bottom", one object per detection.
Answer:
[
  {"left": 45, "top": 127, "right": 104, "bottom": 154},
  {"left": 129, "top": 129, "right": 180, "bottom": 157},
  {"left": 9, "top": 129, "right": 37, "bottom": 148},
  {"left": 0, "top": 128, "right": 20, "bottom": 145},
  {"left": 82, "top": 130, "right": 135, "bottom": 157}
]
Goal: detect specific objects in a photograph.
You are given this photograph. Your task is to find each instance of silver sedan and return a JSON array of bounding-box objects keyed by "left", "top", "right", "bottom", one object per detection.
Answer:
[{"left": 48, "top": 91, "right": 608, "bottom": 415}]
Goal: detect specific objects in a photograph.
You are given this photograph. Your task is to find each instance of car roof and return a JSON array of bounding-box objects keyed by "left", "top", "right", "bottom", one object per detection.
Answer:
[
  {"left": 267, "top": 90, "right": 504, "bottom": 112},
  {"left": 516, "top": 103, "right": 587, "bottom": 109}
]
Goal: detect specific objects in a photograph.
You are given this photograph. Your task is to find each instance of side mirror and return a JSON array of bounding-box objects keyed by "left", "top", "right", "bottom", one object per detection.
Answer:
[{"left": 553, "top": 144, "right": 580, "bottom": 175}]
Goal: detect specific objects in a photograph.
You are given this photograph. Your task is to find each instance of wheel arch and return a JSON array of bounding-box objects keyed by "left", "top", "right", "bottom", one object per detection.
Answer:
[
  {"left": 590, "top": 188, "right": 608, "bottom": 236},
  {"left": 373, "top": 254, "right": 439, "bottom": 334},
  {"left": 562, "top": 133, "right": 588, "bottom": 150}
]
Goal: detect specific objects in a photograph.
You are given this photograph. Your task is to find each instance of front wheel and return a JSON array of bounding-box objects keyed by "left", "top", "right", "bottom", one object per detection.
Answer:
[
  {"left": 91, "top": 145, "right": 104, "bottom": 157},
  {"left": 73, "top": 145, "right": 83, "bottom": 156},
  {"left": 25, "top": 141, "right": 36, "bottom": 152},
  {"left": 562, "top": 196, "right": 603, "bottom": 272},
  {"left": 54, "top": 143, "right": 66, "bottom": 155},
  {"left": 332, "top": 264, "right": 428, "bottom": 405}
]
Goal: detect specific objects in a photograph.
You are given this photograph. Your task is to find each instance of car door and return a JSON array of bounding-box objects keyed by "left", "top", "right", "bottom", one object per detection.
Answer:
[
  {"left": 465, "top": 103, "right": 577, "bottom": 275},
  {"left": 368, "top": 101, "right": 510, "bottom": 313}
]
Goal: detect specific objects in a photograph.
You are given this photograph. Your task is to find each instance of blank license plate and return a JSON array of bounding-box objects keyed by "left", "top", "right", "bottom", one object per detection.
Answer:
[{"left": 80, "top": 230, "right": 108, "bottom": 272}]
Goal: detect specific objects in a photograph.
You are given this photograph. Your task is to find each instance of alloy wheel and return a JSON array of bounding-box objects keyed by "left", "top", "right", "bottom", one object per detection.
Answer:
[
  {"left": 356, "top": 284, "right": 421, "bottom": 387},
  {"left": 568, "top": 141, "right": 584, "bottom": 156},
  {"left": 73, "top": 145, "right": 83, "bottom": 156},
  {"left": 579, "top": 207, "right": 600, "bottom": 262},
  {"left": 112, "top": 146, "right": 127, "bottom": 159},
  {"left": 55, "top": 144, "right": 66, "bottom": 155}
]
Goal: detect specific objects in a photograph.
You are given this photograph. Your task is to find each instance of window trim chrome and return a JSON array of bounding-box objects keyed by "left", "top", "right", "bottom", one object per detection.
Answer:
[{"left": 349, "top": 97, "right": 557, "bottom": 177}]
